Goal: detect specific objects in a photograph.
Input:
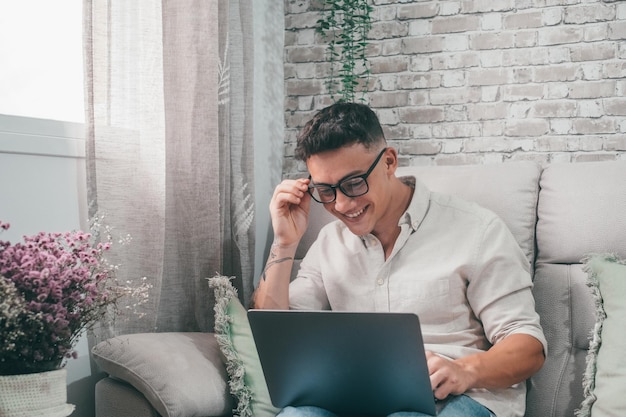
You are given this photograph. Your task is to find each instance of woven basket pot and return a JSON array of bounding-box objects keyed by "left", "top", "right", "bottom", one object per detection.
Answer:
[{"left": 0, "top": 368, "right": 75, "bottom": 417}]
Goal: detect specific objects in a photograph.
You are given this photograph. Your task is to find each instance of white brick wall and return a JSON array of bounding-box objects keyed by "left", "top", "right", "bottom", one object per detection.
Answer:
[{"left": 284, "top": 0, "right": 626, "bottom": 176}]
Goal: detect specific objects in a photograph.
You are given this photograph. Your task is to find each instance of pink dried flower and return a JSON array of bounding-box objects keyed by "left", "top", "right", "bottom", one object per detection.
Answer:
[{"left": 0, "top": 217, "right": 152, "bottom": 375}]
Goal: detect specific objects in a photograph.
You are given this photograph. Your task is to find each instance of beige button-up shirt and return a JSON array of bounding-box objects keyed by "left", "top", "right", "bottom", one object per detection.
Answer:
[{"left": 290, "top": 176, "right": 547, "bottom": 417}]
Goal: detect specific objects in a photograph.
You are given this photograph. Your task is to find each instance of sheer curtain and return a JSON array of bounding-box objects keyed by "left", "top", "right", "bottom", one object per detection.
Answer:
[{"left": 83, "top": 0, "right": 255, "bottom": 339}]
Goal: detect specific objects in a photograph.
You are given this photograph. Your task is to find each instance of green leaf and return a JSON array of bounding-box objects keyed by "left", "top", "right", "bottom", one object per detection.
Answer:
[{"left": 318, "top": 0, "right": 372, "bottom": 102}]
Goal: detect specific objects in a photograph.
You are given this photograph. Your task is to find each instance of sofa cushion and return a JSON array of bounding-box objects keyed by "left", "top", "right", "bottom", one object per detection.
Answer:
[
  {"left": 577, "top": 254, "right": 626, "bottom": 417},
  {"left": 92, "top": 332, "right": 231, "bottom": 417},
  {"left": 209, "top": 275, "right": 280, "bottom": 417},
  {"left": 537, "top": 161, "right": 626, "bottom": 264},
  {"left": 527, "top": 263, "right": 592, "bottom": 417}
]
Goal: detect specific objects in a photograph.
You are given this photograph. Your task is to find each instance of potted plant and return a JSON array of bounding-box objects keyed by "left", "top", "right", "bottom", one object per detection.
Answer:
[{"left": 0, "top": 217, "right": 150, "bottom": 415}]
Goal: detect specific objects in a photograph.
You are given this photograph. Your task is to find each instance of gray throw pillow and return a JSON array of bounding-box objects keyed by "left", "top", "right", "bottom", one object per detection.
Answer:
[{"left": 92, "top": 332, "right": 231, "bottom": 417}]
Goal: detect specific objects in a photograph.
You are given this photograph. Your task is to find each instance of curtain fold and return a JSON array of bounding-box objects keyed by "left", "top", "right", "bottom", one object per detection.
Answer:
[
  {"left": 83, "top": 0, "right": 255, "bottom": 340},
  {"left": 160, "top": 0, "right": 222, "bottom": 332},
  {"left": 219, "top": 0, "right": 256, "bottom": 304}
]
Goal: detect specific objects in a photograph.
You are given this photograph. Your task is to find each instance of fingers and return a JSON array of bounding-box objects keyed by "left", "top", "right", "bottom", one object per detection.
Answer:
[
  {"left": 270, "top": 178, "right": 312, "bottom": 247},
  {"left": 271, "top": 178, "right": 310, "bottom": 211},
  {"left": 426, "top": 351, "right": 466, "bottom": 400}
]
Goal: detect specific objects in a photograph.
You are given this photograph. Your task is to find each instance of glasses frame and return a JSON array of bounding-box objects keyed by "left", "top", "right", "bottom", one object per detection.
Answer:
[{"left": 307, "top": 147, "right": 388, "bottom": 204}]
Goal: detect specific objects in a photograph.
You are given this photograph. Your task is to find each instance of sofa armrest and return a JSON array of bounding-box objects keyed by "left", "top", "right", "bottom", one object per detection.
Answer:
[
  {"left": 92, "top": 332, "right": 232, "bottom": 417},
  {"left": 96, "top": 377, "right": 160, "bottom": 417}
]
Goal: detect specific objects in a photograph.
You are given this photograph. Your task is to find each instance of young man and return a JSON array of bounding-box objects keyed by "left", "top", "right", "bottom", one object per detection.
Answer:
[{"left": 253, "top": 103, "right": 546, "bottom": 417}]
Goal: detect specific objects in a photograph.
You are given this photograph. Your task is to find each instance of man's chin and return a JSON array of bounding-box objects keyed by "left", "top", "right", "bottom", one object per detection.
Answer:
[{"left": 342, "top": 218, "right": 373, "bottom": 237}]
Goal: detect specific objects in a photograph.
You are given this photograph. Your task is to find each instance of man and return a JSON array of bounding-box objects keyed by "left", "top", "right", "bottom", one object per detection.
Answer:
[{"left": 253, "top": 102, "right": 546, "bottom": 417}]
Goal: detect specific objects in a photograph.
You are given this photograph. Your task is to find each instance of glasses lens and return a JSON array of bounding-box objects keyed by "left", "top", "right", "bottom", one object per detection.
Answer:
[
  {"left": 339, "top": 177, "right": 368, "bottom": 197},
  {"left": 310, "top": 186, "right": 336, "bottom": 203}
]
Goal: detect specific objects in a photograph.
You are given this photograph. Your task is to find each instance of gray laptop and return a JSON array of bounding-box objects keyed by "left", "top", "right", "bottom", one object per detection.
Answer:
[{"left": 248, "top": 310, "right": 437, "bottom": 417}]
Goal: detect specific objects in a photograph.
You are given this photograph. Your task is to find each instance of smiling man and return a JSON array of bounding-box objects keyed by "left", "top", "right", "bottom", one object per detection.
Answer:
[{"left": 252, "top": 102, "right": 546, "bottom": 417}]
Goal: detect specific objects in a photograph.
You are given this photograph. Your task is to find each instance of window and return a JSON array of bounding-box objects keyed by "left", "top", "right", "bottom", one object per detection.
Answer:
[{"left": 0, "top": 1, "right": 84, "bottom": 123}]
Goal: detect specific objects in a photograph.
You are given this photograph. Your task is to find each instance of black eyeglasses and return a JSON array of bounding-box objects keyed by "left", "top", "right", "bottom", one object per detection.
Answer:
[{"left": 308, "top": 148, "right": 388, "bottom": 204}]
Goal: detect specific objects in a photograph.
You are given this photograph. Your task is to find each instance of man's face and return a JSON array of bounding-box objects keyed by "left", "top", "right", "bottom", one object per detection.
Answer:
[{"left": 307, "top": 143, "right": 395, "bottom": 237}]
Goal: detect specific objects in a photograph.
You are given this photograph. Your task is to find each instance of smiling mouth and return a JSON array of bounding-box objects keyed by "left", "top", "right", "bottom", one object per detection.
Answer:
[{"left": 344, "top": 207, "right": 365, "bottom": 219}]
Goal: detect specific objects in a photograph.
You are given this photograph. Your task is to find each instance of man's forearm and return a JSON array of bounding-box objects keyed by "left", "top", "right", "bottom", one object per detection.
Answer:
[
  {"left": 428, "top": 333, "right": 545, "bottom": 400},
  {"left": 251, "top": 242, "right": 298, "bottom": 309},
  {"left": 457, "top": 333, "right": 545, "bottom": 389}
]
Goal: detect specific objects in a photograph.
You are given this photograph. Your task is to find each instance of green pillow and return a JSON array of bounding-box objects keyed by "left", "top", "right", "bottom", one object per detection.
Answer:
[
  {"left": 209, "top": 275, "right": 280, "bottom": 417},
  {"left": 577, "top": 254, "right": 626, "bottom": 417}
]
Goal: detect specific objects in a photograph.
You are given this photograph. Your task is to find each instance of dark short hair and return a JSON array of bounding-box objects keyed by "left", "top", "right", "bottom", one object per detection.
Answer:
[{"left": 294, "top": 102, "right": 386, "bottom": 161}]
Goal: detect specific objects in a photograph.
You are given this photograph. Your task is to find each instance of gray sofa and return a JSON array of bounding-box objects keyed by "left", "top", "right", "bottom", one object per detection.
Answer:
[{"left": 93, "top": 160, "right": 626, "bottom": 417}]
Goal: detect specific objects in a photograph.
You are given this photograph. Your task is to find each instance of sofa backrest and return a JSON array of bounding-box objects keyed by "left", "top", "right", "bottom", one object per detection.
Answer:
[{"left": 527, "top": 160, "right": 626, "bottom": 417}]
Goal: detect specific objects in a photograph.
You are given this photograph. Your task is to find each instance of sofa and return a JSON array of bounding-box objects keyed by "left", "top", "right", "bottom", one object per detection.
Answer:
[{"left": 92, "top": 160, "right": 626, "bottom": 417}]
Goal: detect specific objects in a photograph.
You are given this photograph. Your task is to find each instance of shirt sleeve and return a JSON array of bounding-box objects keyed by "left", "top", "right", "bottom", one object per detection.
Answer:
[
  {"left": 289, "top": 236, "right": 331, "bottom": 310},
  {"left": 467, "top": 215, "right": 548, "bottom": 355}
]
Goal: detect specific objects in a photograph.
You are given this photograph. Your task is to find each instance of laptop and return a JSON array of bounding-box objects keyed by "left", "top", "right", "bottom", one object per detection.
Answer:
[{"left": 247, "top": 310, "right": 437, "bottom": 417}]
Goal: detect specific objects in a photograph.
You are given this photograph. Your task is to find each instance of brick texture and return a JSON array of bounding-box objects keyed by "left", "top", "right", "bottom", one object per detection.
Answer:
[{"left": 283, "top": 0, "right": 626, "bottom": 177}]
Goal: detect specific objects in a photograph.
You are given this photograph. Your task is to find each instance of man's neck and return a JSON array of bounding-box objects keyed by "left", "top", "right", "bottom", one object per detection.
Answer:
[{"left": 373, "top": 179, "right": 415, "bottom": 259}]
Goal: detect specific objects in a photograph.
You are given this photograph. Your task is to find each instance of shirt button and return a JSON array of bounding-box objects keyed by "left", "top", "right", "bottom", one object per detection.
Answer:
[{"left": 377, "top": 278, "right": 384, "bottom": 286}]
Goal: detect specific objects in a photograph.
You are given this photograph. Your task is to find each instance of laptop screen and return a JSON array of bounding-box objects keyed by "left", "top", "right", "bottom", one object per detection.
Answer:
[{"left": 248, "top": 310, "right": 437, "bottom": 417}]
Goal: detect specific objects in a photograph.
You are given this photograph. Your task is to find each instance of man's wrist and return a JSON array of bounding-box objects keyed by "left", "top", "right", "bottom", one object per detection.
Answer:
[
  {"left": 259, "top": 241, "right": 297, "bottom": 283},
  {"left": 271, "top": 240, "right": 299, "bottom": 251}
]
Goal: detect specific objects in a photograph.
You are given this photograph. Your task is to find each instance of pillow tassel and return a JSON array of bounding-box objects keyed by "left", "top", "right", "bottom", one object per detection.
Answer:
[
  {"left": 575, "top": 254, "right": 622, "bottom": 417},
  {"left": 209, "top": 275, "right": 258, "bottom": 417}
]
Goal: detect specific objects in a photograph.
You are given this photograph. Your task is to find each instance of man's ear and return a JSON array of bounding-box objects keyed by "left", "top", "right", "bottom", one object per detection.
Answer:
[{"left": 385, "top": 147, "right": 399, "bottom": 172}]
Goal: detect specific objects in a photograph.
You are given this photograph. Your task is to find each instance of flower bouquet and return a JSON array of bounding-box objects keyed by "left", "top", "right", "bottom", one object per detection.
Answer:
[{"left": 0, "top": 217, "right": 150, "bottom": 376}]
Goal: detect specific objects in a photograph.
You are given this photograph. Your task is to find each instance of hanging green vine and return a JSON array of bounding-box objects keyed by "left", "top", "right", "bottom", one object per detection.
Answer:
[{"left": 316, "top": 0, "right": 373, "bottom": 103}]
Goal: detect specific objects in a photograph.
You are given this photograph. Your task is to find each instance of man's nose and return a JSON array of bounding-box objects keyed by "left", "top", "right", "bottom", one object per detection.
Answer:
[{"left": 333, "top": 189, "right": 353, "bottom": 211}]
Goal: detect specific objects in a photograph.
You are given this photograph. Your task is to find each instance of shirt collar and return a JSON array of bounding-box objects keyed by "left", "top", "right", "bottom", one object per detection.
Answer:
[
  {"left": 357, "top": 175, "right": 431, "bottom": 248},
  {"left": 398, "top": 175, "right": 431, "bottom": 232}
]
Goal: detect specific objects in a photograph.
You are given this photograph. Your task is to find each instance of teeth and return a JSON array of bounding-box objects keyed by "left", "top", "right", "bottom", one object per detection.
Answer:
[{"left": 345, "top": 208, "right": 364, "bottom": 218}]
